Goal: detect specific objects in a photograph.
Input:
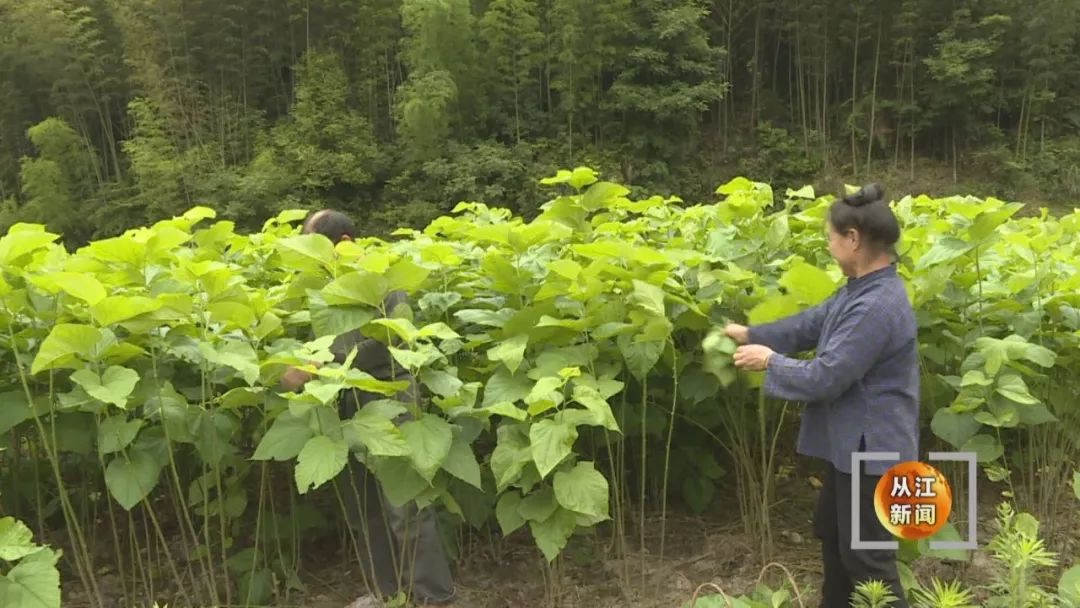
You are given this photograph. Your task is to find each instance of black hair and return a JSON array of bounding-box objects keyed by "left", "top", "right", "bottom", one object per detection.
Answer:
[
  {"left": 827, "top": 183, "right": 900, "bottom": 260},
  {"left": 303, "top": 209, "right": 355, "bottom": 243}
]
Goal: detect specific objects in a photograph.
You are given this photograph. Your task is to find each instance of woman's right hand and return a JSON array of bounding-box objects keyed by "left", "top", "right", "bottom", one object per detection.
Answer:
[
  {"left": 280, "top": 367, "right": 311, "bottom": 392},
  {"left": 723, "top": 323, "right": 749, "bottom": 345}
]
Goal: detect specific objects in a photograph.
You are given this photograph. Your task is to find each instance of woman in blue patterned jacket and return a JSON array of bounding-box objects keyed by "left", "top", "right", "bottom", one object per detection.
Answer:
[{"left": 725, "top": 184, "right": 918, "bottom": 608}]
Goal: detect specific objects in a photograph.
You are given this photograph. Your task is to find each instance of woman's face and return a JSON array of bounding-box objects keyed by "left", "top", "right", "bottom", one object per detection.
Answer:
[{"left": 826, "top": 222, "right": 859, "bottom": 275}]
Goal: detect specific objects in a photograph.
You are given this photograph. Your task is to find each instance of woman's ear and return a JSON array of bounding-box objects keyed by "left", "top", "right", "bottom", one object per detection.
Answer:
[{"left": 848, "top": 229, "right": 861, "bottom": 250}]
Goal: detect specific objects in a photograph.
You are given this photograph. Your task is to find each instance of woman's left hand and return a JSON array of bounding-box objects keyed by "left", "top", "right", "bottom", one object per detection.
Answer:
[{"left": 733, "top": 345, "right": 774, "bottom": 371}]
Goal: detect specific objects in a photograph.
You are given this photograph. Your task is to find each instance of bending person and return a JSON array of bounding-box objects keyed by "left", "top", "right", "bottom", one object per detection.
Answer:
[{"left": 281, "top": 209, "right": 457, "bottom": 608}]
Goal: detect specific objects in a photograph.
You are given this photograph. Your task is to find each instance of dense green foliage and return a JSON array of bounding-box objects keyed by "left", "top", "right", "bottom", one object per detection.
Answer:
[
  {"left": 1, "top": 171, "right": 1078, "bottom": 606},
  {"left": 4, "top": 0, "right": 1080, "bottom": 246}
]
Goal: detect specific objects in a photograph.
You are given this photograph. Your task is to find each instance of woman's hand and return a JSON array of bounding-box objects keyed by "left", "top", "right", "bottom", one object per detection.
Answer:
[
  {"left": 280, "top": 360, "right": 322, "bottom": 392},
  {"left": 723, "top": 323, "right": 749, "bottom": 345},
  {"left": 733, "top": 345, "right": 774, "bottom": 371}
]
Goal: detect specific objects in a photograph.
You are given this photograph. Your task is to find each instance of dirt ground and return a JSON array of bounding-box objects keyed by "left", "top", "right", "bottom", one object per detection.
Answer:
[
  {"left": 289, "top": 480, "right": 1078, "bottom": 608},
  {"left": 51, "top": 464, "right": 1078, "bottom": 608}
]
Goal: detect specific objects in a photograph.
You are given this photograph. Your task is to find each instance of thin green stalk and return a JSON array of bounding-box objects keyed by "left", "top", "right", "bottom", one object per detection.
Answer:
[
  {"left": 975, "top": 246, "right": 984, "bottom": 335},
  {"left": 149, "top": 345, "right": 212, "bottom": 601},
  {"left": 5, "top": 317, "right": 103, "bottom": 608},
  {"left": 657, "top": 344, "right": 678, "bottom": 580},
  {"left": 289, "top": 483, "right": 301, "bottom": 583},
  {"left": 195, "top": 307, "right": 223, "bottom": 604},
  {"left": 130, "top": 510, "right": 150, "bottom": 602},
  {"left": 141, "top": 495, "right": 194, "bottom": 606},
  {"left": 618, "top": 389, "right": 629, "bottom": 586},
  {"left": 639, "top": 376, "right": 647, "bottom": 590},
  {"left": 143, "top": 507, "right": 156, "bottom": 603},
  {"left": 93, "top": 408, "right": 133, "bottom": 608},
  {"left": 246, "top": 462, "right": 268, "bottom": 606},
  {"left": 758, "top": 388, "right": 770, "bottom": 560},
  {"left": 265, "top": 467, "right": 293, "bottom": 603},
  {"left": 335, "top": 461, "right": 379, "bottom": 600},
  {"left": 200, "top": 461, "right": 218, "bottom": 602},
  {"left": 213, "top": 464, "right": 232, "bottom": 606},
  {"left": 30, "top": 440, "right": 46, "bottom": 550}
]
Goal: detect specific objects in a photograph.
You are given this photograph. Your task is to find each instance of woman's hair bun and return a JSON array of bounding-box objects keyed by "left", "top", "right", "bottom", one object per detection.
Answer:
[{"left": 842, "top": 183, "right": 884, "bottom": 207}]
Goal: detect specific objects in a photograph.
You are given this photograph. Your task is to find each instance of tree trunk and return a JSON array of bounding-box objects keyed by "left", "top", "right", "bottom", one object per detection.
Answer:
[
  {"left": 750, "top": 3, "right": 761, "bottom": 133},
  {"left": 821, "top": 16, "right": 829, "bottom": 173},
  {"left": 513, "top": 53, "right": 521, "bottom": 143},
  {"left": 866, "top": 20, "right": 881, "bottom": 178},
  {"left": 850, "top": 8, "right": 861, "bottom": 176}
]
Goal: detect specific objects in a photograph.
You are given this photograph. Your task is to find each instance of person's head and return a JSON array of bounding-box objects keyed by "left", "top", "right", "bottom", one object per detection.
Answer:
[
  {"left": 825, "top": 183, "right": 899, "bottom": 277},
  {"left": 302, "top": 209, "right": 354, "bottom": 243}
]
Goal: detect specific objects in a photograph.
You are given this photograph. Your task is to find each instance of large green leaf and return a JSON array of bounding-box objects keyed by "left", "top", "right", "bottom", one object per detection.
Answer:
[
  {"left": 747, "top": 294, "right": 801, "bottom": 325},
  {"left": 400, "top": 415, "right": 453, "bottom": 482},
  {"left": 276, "top": 234, "right": 335, "bottom": 271},
  {"left": 553, "top": 461, "right": 609, "bottom": 520},
  {"left": 529, "top": 507, "right": 578, "bottom": 563},
  {"left": 295, "top": 436, "right": 349, "bottom": 494},
  {"left": 31, "top": 324, "right": 102, "bottom": 374},
  {"left": 482, "top": 368, "right": 532, "bottom": 410},
  {"left": 0, "top": 517, "right": 39, "bottom": 561},
  {"left": 310, "top": 298, "right": 374, "bottom": 338},
  {"left": 385, "top": 258, "right": 431, "bottom": 292},
  {"left": 105, "top": 449, "right": 163, "bottom": 510},
  {"left": 517, "top": 486, "right": 558, "bottom": 522},
  {"left": 0, "top": 392, "right": 32, "bottom": 435},
  {"left": 0, "top": 547, "right": 61, "bottom": 608},
  {"left": 630, "top": 280, "right": 666, "bottom": 317},
  {"left": 343, "top": 404, "right": 410, "bottom": 457},
  {"left": 91, "top": 296, "right": 162, "bottom": 326},
  {"left": 371, "top": 456, "right": 429, "bottom": 507},
  {"left": 994, "top": 374, "right": 1039, "bottom": 405},
  {"left": 490, "top": 425, "right": 531, "bottom": 491},
  {"left": 98, "top": 416, "right": 143, "bottom": 455},
  {"left": 937, "top": 412, "right": 989, "bottom": 453},
  {"left": 0, "top": 227, "right": 58, "bottom": 266},
  {"left": 49, "top": 272, "right": 107, "bottom": 305},
  {"left": 322, "top": 271, "right": 389, "bottom": 307},
  {"left": 201, "top": 341, "right": 260, "bottom": 386},
  {"left": 529, "top": 419, "right": 578, "bottom": 479},
  {"left": 496, "top": 492, "right": 526, "bottom": 536},
  {"left": 569, "top": 385, "right": 620, "bottom": 431},
  {"left": 960, "top": 434, "right": 1004, "bottom": 462},
  {"left": 441, "top": 429, "right": 481, "bottom": 489},
  {"left": 617, "top": 335, "right": 664, "bottom": 380},
  {"left": 1060, "top": 565, "right": 1080, "bottom": 604},
  {"left": 778, "top": 262, "right": 836, "bottom": 305},
  {"left": 488, "top": 334, "right": 529, "bottom": 374},
  {"left": 71, "top": 366, "right": 139, "bottom": 408},
  {"left": 916, "top": 237, "right": 972, "bottom": 269},
  {"left": 420, "top": 369, "right": 464, "bottom": 398},
  {"left": 252, "top": 412, "right": 313, "bottom": 461}
]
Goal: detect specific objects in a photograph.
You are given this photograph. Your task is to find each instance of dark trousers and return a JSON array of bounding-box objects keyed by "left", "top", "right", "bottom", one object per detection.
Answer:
[
  {"left": 339, "top": 381, "right": 456, "bottom": 605},
  {"left": 814, "top": 463, "right": 908, "bottom": 608}
]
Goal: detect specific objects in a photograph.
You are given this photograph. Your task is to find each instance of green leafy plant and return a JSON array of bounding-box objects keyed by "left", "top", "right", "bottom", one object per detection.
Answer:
[
  {"left": 1, "top": 170, "right": 1078, "bottom": 607},
  {"left": 0, "top": 507, "right": 62, "bottom": 607}
]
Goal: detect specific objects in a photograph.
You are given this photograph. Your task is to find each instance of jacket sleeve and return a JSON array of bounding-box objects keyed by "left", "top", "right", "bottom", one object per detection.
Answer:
[
  {"left": 746, "top": 296, "right": 833, "bottom": 354},
  {"left": 759, "top": 299, "right": 889, "bottom": 403}
]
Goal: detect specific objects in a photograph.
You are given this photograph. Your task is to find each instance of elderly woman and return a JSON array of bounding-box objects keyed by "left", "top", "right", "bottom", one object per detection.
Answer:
[{"left": 725, "top": 184, "right": 918, "bottom": 607}]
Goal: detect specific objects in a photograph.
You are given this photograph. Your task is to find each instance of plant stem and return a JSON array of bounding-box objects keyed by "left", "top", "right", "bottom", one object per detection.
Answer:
[
  {"left": 657, "top": 344, "right": 678, "bottom": 589},
  {"left": 4, "top": 317, "right": 104, "bottom": 608}
]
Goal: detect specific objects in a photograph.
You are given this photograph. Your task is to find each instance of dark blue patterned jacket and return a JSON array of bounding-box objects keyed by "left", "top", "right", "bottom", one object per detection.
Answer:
[{"left": 748, "top": 264, "right": 920, "bottom": 476}]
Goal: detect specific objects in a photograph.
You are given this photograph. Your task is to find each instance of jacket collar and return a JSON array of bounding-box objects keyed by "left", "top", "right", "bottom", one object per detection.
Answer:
[{"left": 844, "top": 264, "right": 896, "bottom": 291}]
